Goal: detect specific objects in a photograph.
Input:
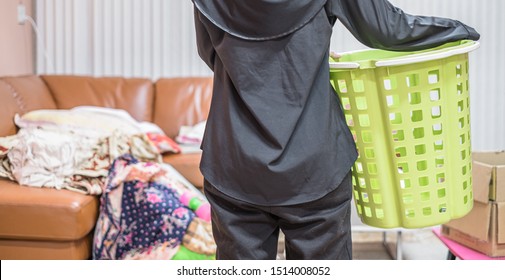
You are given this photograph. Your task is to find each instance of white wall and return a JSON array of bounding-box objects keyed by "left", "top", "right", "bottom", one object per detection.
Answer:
[
  {"left": 0, "top": 0, "right": 34, "bottom": 76},
  {"left": 35, "top": 0, "right": 504, "bottom": 150}
]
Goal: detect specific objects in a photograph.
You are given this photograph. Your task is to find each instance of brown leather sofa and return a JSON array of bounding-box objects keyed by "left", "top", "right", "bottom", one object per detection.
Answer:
[{"left": 0, "top": 75, "right": 212, "bottom": 259}]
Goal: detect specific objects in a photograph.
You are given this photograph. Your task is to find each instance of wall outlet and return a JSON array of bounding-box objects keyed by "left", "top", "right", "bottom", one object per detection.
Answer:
[{"left": 17, "top": 4, "right": 26, "bottom": 25}]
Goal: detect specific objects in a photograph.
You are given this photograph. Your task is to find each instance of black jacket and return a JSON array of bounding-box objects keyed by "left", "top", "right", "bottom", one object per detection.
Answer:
[{"left": 192, "top": 0, "right": 479, "bottom": 206}]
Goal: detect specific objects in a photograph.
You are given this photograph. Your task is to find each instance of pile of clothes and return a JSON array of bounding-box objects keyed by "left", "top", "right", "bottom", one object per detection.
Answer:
[{"left": 0, "top": 107, "right": 215, "bottom": 260}]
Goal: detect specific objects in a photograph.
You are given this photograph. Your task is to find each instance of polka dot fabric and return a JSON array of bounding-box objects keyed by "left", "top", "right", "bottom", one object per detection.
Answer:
[{"left": 93, "top": 154, "right": 195, "bottom": 259}]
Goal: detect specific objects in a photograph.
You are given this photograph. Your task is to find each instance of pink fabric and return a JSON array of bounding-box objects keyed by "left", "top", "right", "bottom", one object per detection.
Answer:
[{"left": 432, "top": 227, "right": 505, "bottom": 260}]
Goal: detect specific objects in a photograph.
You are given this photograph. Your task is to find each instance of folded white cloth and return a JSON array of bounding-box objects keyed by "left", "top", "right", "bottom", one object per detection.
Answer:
[{"left": 176, "top": 121, "right": 206, "bottom": 145}]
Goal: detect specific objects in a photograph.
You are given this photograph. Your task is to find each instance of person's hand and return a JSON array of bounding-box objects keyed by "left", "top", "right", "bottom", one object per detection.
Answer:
[{"left": 330, "top": 51, "right": 341, "bottom": 60}]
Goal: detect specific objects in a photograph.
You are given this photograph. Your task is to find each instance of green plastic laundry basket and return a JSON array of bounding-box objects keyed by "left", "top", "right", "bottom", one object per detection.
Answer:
[{"left": 329, "top": 40, "right": 479, "bottom": 228}]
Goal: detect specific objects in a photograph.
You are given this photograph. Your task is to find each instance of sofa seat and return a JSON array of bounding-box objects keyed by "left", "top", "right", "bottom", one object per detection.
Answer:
[{"left": 0, "top": 179, "right": 99, "bottom": 259}]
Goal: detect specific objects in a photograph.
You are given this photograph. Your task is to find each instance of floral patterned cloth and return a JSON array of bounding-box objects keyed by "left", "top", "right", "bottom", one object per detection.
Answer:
[{"left": 93, "top": 154, "right": 215, "bottom": 260}]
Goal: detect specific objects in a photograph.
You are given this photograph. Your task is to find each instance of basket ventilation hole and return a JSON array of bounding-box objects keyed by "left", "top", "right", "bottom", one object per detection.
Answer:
[
  {"left": 364, "top": 206, "right": 372, "bottom": 217},
  {"left": 375, "top": 208, "right": 384, "bottom": 219},
  {"left": 338, "top": 80, "right": 347, "bottom": 93},
  {"left": 359, "top": 114, "right": 370, "bottom": 127},
  {"left": 398, "top": 163, "right": 409, "bottom": 173},
  {"left": 430, "top": 89, "right": 440, "bottom": 101},
  {"left": 456, "top": 64, "right": 462, "bottom": 78},
  {"left": 406, "top": 74, "right": 419, "bottom": 87},
  {"left": 460, "top": 134, "right": 466, "bottom": 144},
  {"left": 392, "top": 130, "right": 405, "bottom": 141},
  {"left": 367, "top": 163, "right": 377, "bottom": 174},
  {"left": 355, "top": 96, "right": 367, "bottom": 110},
  {"left": 370, "top": 179, "right": 379, "bottom": 190},
  {"left": 395, "top": 147, "right": 406, "bottom": 158},
  {"left": 356, "top": 162, "right": 363, "bottom": 173},
  {"left": 365, "top": 148, "right": 375, "bottom": 159},
  {"left": 409, "top": 92, "right": 421, "bottom": 105},
  {"left": 417, "top": 160, "right": 428, "bottom": 171},
  {"left": 420, "top": 191, "right": 430, "bottom": 201},
  {"left": 383, "top": 77, "right": 397, "bottom": 90},
  {"left": 415, "top": 144, "right": 426, "bottom": 155},
  {"left": 400, "top": 179, "right": 411, "bottom": 189},
  {"left": 362, "top": 131, "right": 372, "bottom": 143},
  {"left": 402, "top": 194, "right": 414, "bottom": 204},
  {"left": 361, "top": 192, "right": 369, "bottom": 202},
  {"left": 431, "top": 106, "right": 441, "bottom": 118},
  {"left": 433, "top": 123, "right": 443, "bottom": 135},
  {"left": 434, "top": 140, "right": 444, "bottom": 151},
  {"left": 457, "top": 100, "right": 464, "bottom": 112},
  {"left": 390, "top": 113, "right": 403, "bottom": 124},
  {"left": 413, "top": 127, "right": 424, "bottom": 139},
  {"left": 428, "top": 70, "right": 439, "bottom": 84},
  {"left": 386, "top": 95, "right": 399, "bottom": 107},
  {"left": 373, "top": 193, "right": 382, "bottom": 204},
  {"left": 419, "top": 176, "right": 429, "bottom": 186},
  {"left": 359, "top": 178, "right": 366, "bottom": 188},
  {"left": 345, "top": 114, "right": 354, "bottom": 127},
  {"left": 411, "top": 110, "right": 423, "bottom": 122},
  {"left": 457, "top": 83, "right": 463, "bottom": 95},
  {"left": 341, "top": 97, "right": 351, "bottom": 110},
  {"left": 405, "top": 209, "right": 415, "bottom": 218}
]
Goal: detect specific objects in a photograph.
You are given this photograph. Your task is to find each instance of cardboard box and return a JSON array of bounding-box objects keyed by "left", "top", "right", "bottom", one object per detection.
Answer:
[
  {"left": 472, "top": 151, "right": 505, "bottom": 203},
  {"left": 442, "top": 201, "right": 505, "bottom": 257}
]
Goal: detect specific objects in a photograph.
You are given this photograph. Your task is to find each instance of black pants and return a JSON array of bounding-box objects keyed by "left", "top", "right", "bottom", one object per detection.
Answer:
[{"left": 204, "top": 172, "right": 353, "bottom": 260}]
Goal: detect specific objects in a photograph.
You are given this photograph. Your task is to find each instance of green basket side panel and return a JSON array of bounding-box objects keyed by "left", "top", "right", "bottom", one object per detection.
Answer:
[{"left": 330, "top": 53, "right": 473, "bottom": 229}]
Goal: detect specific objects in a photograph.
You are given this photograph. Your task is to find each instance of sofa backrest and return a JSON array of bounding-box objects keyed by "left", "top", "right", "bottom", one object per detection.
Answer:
[
  {"left": 154, "top": 77, "right": 213, "bottom": 139},
  {"left": 0, "top": 75, "right": 213, "bottom": 139},
  {"left": 41, "top": 75, "right": 154, "bottom": 122},
  {"left": 0, "top": 76, "right": 58, "bottom": 137}
]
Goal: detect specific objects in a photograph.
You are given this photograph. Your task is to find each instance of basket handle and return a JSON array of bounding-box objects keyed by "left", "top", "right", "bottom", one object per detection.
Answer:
[{"left": 375, "top": 41, "right": 480, "bottom": 67}]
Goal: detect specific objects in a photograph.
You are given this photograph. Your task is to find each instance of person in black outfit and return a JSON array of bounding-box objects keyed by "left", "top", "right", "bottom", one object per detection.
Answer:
[{"left": 191, "top": 0, "right": 480, "bottom": 260}]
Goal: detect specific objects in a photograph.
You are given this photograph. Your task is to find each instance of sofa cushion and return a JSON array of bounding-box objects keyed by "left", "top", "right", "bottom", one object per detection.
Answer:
[
  {"left": 42, "top": 75, "right": 154, "bottom": 122},
  {"left": 0, "top": 179, "right": 99, "bottom": 241},
  {"left": 154, "top": 77, "right": 212, "bottom": 138},
  {"left": 0, "top": 233, "right": 92, "bottom": 260},
  {"left": 0, "top": 76, "right": 57, "bottom": 137}
]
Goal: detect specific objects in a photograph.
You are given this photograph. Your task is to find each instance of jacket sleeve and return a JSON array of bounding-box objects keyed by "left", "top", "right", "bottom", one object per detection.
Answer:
[
  {"left": 194, "top": 8, "right": 216, "bottom": 70},
  {"left": 326, "top": 0, "right": 480, "bottom": 51}
]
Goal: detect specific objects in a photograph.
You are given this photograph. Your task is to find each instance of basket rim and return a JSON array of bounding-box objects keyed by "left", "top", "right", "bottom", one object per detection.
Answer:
[{"left": 329, "top": 40, "right": 479, "bottom": 70}]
